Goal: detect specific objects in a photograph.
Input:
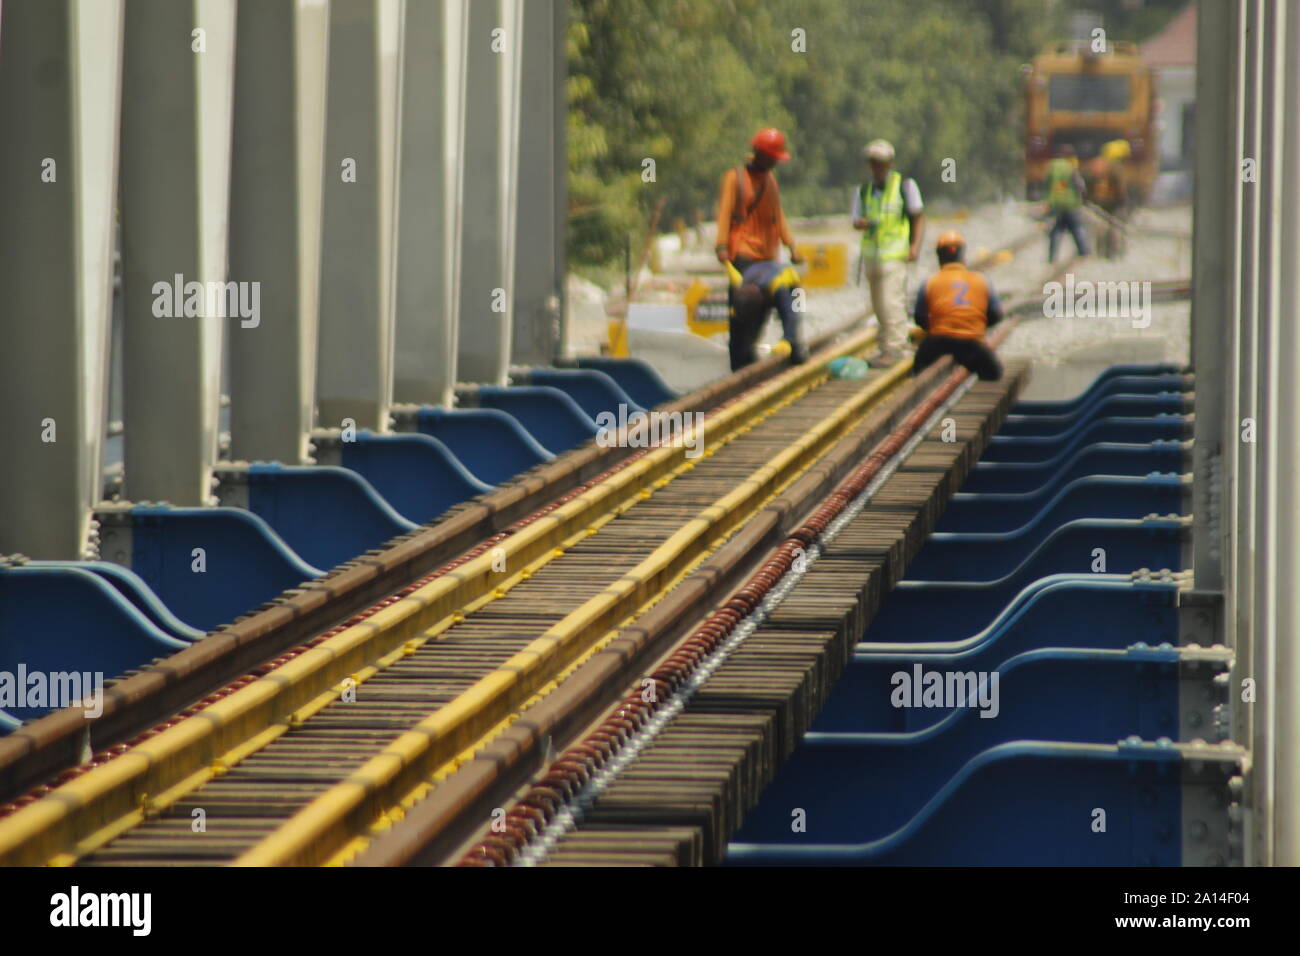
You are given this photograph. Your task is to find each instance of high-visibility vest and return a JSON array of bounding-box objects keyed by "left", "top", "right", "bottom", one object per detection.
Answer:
[
  {"left": 726, "top": 166, "right": 782, "bottom": 261},
  {"left": 1046, "top": 158, "right": 1081, "bottom": 211},
  {"left": 858, "top": 171, "right": 910, "bottom": 262}
]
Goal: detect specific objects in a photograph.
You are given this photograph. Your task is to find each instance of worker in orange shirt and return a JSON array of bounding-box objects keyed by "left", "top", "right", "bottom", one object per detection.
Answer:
[
  {"left": 911, "top": 230, "right": 1003, "bottom": 381},
  {"left": 716, "top": 127, "right": 803, "bottom": 371}
]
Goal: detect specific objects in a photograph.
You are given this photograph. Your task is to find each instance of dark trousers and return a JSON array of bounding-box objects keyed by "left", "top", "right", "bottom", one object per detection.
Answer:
[
  {"left": 912, "top": 334, "right": 1003, "bottom": 381},
  {"left": 727, "top": 259, "right": 803, "bottom": 371},
  {"left": 1048, "top": 208, "right": 1089, "bottom": 261}
]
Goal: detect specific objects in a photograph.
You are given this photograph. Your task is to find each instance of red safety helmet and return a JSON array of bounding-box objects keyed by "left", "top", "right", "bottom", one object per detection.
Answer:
[{"left": 751, "top": 127, "right": 790, "bottom": 162}]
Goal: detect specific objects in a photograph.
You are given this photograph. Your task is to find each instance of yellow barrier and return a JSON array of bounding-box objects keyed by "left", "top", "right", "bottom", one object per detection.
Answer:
[
  {"left": 606, "top": 317, "right": 629, "bottom": 357},
  {"left": 684, "top": 278, "right": 728, "bottom": 338},
  {"left": 795, "top": 242, "right": 848, "bottom": 288}
]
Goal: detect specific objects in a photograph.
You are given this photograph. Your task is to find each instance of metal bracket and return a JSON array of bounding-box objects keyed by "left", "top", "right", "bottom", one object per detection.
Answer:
[
  {"left": 308, "top": 428, "right": 345, "bottom": 467},
  {"left": 1177, "top": 645, "right": 1232, "bottom": 742},
  {"left": 1178, "top": 588, "right": 1223, "bottom": 646},
  {"left": 93, "top": 502, "right": 136, "bottom": 570},
  {"left": 1179, "top": 742, "right": 1246, "bottom": 866},
  {"left": 211, "top": 463, "right": 252, "bottom": 510}
]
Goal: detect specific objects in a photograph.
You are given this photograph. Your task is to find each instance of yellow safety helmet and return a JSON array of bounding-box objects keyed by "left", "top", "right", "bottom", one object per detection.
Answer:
[{"left": 1103, "top": 139, "right": 1131, "bottom": 161}]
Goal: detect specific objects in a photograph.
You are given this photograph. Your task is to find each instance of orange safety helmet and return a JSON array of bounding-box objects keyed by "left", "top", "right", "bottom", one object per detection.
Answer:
[
  {"left": 935, "top": 229, "right": 965, "bottom": 252},
  {"left": 751, "top": 127, "right": 791, "bottom": 162}
]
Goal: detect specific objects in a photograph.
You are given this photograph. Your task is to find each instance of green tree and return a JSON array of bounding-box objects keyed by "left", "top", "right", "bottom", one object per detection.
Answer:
[{"left": 565, "top": 0, "right": 1183, "bottom": 269}]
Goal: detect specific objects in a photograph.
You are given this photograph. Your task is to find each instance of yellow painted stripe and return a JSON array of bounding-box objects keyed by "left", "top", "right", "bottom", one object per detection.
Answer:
[{"left": 235, "top": 359, "right": 908, "bottom": 866}]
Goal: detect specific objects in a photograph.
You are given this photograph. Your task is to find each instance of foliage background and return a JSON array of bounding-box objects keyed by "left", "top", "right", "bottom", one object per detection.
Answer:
[{"left": 566, "top": 0, "right": 1190, "bottom": 269}]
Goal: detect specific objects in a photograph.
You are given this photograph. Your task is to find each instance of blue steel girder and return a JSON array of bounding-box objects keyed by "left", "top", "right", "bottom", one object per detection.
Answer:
[
  {"left": 0, "top": 565, "right": 190, "bottom": 727},
  {"left": 738, "top": 647, "right": 1229, "bottom": 840},
  {"left": 7, "top": 560, "right": 204, "bottom": 642},
  {"left": 904, "top": 516, "right": 1185, "bottom": 582},
  {"left": 574, "top": 356, "right": 679, "bottom": 409},
  {"left": 1011, "top": 368, "right": 1188, "bottom": 415},
  {"left": 102, "top": 505, "right": 323, "bottom": 633},
  {"left": 862, "top": 574, "right": 1180, "bottom": 652},
  {"left": 476, "top": 385, "right": 601, "bottom": 452},
  {"left": 411, "top": 407, "right": 554, "bottom": 486},
  {"left": 934, "top": 473, "right": 1187, "bottom": 534},
  {"left": 982, "top": 415, "right": 1191, "bottom": 463},
  {"left": 959, "top": 440, "right": 1185, "bottom": 494},
  {"left": 824, "top": 644, "right": 1190, "bottom": 735},
  {"left": 237, "top": 463, "right": 419, "bottom": 571},
  {"left": 337, "top": 431, "right": 494, "bottom": 525},
  {"left": 725, "top": 741, "right": 1241, "bottom": 865},
  {"left": 523, "top": 367, "right": 646, "bottom": 420},
  {"left": 997, "top": 392, "right": 1190, "bottom": 437}
]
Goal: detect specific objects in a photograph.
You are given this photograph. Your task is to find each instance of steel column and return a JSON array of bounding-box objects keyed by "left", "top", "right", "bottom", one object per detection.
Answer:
[
  {"left": 392, "top": 0, "right": 465, "bottom": 407},
  {"left": 317, "top": 0, "right": 405, "bottom": 431},
  {"left": 0, "top": 0, "right": 124, "bottom": 557},
  {"left": 227, "top": 0, "right": 330, "bottom": 464},
  {"left": 1228, "top": 0, "right": 1262, "bottom": 866},
  {"left": 1273, "top": 0, "right": 1300, "bottom": 867},
  {"left": 456, "top": 0, "right": 522, "bottom": 384},
  {"left": 1251, "top": 0, "right": 1288, "bottom": 869},
  {"left": 118, "top": 0, "right": 236, "bottom": 506},
  {"left": 509, "top": 0, "right": 566, "bottom": 367},
  {"left": 1190, "top": 0, "right": 1235, "bottom": 596}
]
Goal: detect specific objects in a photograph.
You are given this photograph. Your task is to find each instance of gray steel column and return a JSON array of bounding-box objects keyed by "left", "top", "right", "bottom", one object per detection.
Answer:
[
  {"left": 1190, "top": 0, "right": 1236, "bottom": 594},
  {"left": 1241, "top": 0, "right": 1280, "bottom": 868},
  {"left": 119, "top": 0, "right": 237, "bottom": 505},
  {"left": 509, "top": 0, "right": 566, "bottom": 367},
  {"left": 227, "top": 0, "right": 330, "bottom": 463},
  {"left": 1273, "top": 0, "right": 1300, "bottom": 866},
  {"left": 1231, "top": 0, "right": 1263, "bottom": 865},
  {"left": 1250, "top": 0, "right": 1287, "bottom": 869},
  {"left": 317, "top": 0, "right": 405, "bottom": 431},
  {"left": 393, "top": 0, "right": 465, "bottom": 407},
  {"left": 0, "top": 0, "right": 124, "bottom": 557},
  {"left": 456, "top": 0, "right": 521, "bottom": 384}
]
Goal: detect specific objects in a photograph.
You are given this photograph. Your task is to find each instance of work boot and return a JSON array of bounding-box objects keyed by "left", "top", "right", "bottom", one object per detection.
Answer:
[
  {"left": 869, "top": 350, "right": 901, "bottom": 368},
  {"left": 789, "top": 342, "right": 809, "bottom": 365}
]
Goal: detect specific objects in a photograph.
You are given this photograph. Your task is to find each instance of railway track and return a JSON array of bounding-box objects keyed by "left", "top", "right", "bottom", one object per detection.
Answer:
[
  {"left": 0, "top": 319, "right": 867, "bottom": 806},
  {"left": 0, "top": 223, "right": 1184, "bottom": 868},
  {"left": 380, "top": 325, "right": 1026, "bottom": 866},
  {"left": 1, "top": 323, "right": 984, "bottom": 867}
]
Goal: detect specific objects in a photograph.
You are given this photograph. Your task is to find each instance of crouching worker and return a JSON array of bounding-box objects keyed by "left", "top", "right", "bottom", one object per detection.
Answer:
[
  {"left": 911, "top": 230, "right": 1003, "bottom": 381},
  {"left": 726, "top": 259, "right": 809, "bottom": 371}
]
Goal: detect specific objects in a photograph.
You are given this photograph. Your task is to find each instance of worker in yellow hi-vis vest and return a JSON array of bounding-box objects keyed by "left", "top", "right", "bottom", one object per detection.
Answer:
[
  {"left": 1045, "top": 144, "right": 1089, "bottom": 263},
  {"left": 852, "top": 139, "right": 926, "bottom": 367}
]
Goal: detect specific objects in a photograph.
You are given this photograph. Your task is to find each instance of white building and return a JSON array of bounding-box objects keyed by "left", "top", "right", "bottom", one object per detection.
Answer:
[{"left": 1142, "top": 2, "right": 1197, "bottom": 173}]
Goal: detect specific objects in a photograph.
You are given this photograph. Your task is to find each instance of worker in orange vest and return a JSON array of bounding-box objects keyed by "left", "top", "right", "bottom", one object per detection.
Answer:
[
  {"left": 716, "top": 128, "right": 804, "bottom": 370},
  {"left": 911, "top": 230, "right": 1003, "bottom": 381}
]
